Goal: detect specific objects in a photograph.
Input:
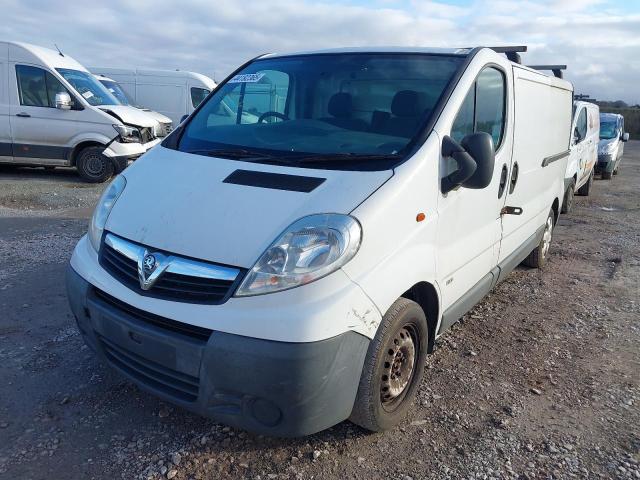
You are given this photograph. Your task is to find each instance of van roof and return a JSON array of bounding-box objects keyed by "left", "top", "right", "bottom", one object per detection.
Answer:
[
  {"left": 262, "top": 46, "right": 472, "bottom": 58},
  {"left": 88, "top": 67, "right": 216, "bottom": 89},
  {"left": 2, "top": 41, "right": 88, "bottom": 71}
]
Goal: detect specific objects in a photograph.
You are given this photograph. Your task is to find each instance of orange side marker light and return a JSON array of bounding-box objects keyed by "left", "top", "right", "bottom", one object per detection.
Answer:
[{"left": 416, "top": 212, "right": 426, "bottom": 222}]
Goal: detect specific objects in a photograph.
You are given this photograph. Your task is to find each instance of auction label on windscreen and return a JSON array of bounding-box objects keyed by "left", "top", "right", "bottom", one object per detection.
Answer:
[{"left": 228, "top": 73, "right": 265, "bottom": 83}]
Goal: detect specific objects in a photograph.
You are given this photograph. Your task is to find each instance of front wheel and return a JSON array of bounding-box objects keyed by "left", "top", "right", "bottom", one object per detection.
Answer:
[
  {"left": 350, "top": 298, "right": 428, "bottom": 432},
  {"left": 577, "top": 170, "right": 593, "bottom": 196},
  {"left": 76, "top": 146, "right": 114, "bottom": 183},
  {"left": 602, "top": 171, "right": 612, "bottom": 180},
  {"left": 522, "top": 210, "right": 554, "bottom": 269},
  {"left": 561, "top": 181, "right": 574, "bottom": 214}
]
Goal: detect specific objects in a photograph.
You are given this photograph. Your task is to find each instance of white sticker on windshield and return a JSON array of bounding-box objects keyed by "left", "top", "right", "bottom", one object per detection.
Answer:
[
  {"left": 228, "top": 73, "right": 265, "bottom": 83},
  {"left": 82, "top": 90, "right": 94, "bottom": 99}
]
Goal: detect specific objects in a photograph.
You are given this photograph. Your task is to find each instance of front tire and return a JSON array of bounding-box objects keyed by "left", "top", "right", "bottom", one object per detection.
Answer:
[
  {"left": 602, "top": 171, "right": 612, "bottom": 180},
  {"left": 522, "top": 210, "right": 554, "bottom": 269},
  {"left": 561, "top": 181, "right": 574, "bottom": 214},
  {"left": 350, "top": 298, "right": 428, "bottom": 432},
  {"left": 577, "top": 170, "right": 593, "bottom": 196},
  {"left": 76, "top": 146, "right": 114, "bottom": 183}
]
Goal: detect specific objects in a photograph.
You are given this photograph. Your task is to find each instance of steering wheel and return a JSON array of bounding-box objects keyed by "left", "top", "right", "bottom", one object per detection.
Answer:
[{"left": 258, "top": 111, "right": 289, "bottom": 123}]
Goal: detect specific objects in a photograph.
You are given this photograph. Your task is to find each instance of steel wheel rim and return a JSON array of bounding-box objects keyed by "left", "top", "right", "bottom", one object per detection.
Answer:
[
  {"left": 381, "top": 325, "right": 417, "bottom": 410},
  {"left": 542, "top": 216, "right": 553, "bottom": 258},
  {"left": 84, "top": 153, "right": 105, "bottom": 176}
]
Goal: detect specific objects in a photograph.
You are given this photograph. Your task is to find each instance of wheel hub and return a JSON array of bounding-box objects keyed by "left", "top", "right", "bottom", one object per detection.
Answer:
[
  {"left": 85, "top": 154, "right": 105, "bottom": 176},
  {"left": 381, "top": 327, "right": 416, "bottom": 405}
]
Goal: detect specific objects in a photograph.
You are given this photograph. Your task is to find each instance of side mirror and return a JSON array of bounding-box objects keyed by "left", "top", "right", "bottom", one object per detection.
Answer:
[
  {"left": 55, "top": 92, "right": 72, "bottom": 110},
  {"left": 441, "top": 135, "right": 477, "bottom": 194},
  {"left": 179, "top": 114, "right": 189, "bottom": 124},
  {"left": 622, "top": 132, "right": 630, "bottom": 142},
  {"left": 460, "top": 132, "right": 496, "bottom": 189}
]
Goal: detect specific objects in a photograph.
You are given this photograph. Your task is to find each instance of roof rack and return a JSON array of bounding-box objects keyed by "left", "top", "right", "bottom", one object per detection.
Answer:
[
  {"left": 489, "top": 46, "right": 527, "bottom": 64},
  {"left": 527, "top": 64, "right": 567, "bottom": 79}
]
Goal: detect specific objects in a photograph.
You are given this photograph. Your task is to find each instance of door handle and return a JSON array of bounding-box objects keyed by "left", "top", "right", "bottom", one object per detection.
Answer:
[
  {"left": 498, "top": 164, "right": 508, "bottom": 198},
  {"left": 509, "top": 162, "right": 519, "bottom": 194},
  {"left": 16, "top": 112, "right": 30, "bottom": 118},
  {"left": 501, "top": 206, "right": 523, "bottom": 215}
]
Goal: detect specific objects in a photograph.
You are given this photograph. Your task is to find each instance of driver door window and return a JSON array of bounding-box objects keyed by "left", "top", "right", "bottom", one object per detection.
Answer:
[
  {"left": 16, "top": 65, "right": 74, "bottom": 108},
  {"left": 574, "top": 108, "right": 587, "bottom": 143}
]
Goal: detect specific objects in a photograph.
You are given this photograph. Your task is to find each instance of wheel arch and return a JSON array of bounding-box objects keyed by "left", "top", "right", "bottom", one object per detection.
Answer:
[
  {"left": 401, "top": 281, "right": 440, "bottom": 353},
  {"left": 69, "top": 141, "right": 107, "bottom": 166}
]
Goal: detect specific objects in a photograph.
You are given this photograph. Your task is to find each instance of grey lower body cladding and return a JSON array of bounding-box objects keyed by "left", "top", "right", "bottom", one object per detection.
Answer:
[{"left": 66, "top": 265, "right": 369, "bottom": 437}]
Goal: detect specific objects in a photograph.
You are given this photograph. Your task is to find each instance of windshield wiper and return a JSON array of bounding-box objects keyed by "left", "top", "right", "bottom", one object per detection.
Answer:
[
  {"left": 293, "top": 153, "right": 401, "bottom": 164},
  {"left": 186, "top": 148, "right": 305, "bottom": 166}
]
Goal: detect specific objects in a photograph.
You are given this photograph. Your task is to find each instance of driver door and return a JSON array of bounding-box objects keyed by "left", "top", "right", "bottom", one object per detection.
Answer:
[
  {"left": 436, "top": 65, "right": 513, "bottom": 329},
  {"left": 9, "top": 64, "right": 79, "bottom": 164}
]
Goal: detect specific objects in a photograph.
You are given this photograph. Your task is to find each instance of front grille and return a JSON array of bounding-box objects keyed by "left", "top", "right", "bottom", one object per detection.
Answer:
[
  {"left": 598, "top": 154, "right": 612, "bottom": 162},
  {"left": 93, "top": 288, "right": 212, "bottom": 342},
  {"left": 139, "top": 127, "right": 155, "bottom": 144},
  {"left": 98, "top": 334, "right": 199, "bottom": 402},
  {"left": 99, "top": 236, "right": 238, "bottom": 304}
]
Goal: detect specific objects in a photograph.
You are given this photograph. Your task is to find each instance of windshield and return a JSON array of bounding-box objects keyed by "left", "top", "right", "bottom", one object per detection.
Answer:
[
  {"left": 56, "top": 69, "right": 119, "bottom": 106},
  {"left": 99, "top": 79, "right": 134, "bottom": 106},
  {"left": 599, "top": 121, "right": 618, "bottom": 140},
  {"left": 177, "top": 53, "right": 464, "bottom": 170}
]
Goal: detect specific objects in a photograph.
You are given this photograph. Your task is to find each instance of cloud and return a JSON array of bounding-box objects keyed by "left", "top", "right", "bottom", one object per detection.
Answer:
[{"left": 0, "top": 0, "right": 638, "bottom": 104}]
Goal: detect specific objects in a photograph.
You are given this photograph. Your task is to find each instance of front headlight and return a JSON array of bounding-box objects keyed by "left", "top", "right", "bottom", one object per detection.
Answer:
[
  {"left": 235, "top": 214, "right": 362, "bottom": 297},
  {"left": 112, "top": 124, "right": 141, "bottom": 143},
  {"left": 88, "top": 175, "right": 127, "bottom": 251}
]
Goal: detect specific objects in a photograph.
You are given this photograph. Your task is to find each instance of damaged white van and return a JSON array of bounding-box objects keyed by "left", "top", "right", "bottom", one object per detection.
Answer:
[
  {"left": 67, "top": 47, "right": 573, "bottom": 436},
  {"left": 0, "top": 41, "right": 165, "bottom": 182},
  {"left": 562, "top": 100, "right": 599, "bottom": 213}
]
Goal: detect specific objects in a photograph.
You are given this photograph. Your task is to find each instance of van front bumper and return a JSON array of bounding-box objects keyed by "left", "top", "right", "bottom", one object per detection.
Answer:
[
  {"left": 595, "top": 154, "right": 615, "bottom": 173},
  {"left": 102, "top": 139, "right": 161, "bottom": 170},
  {"left": 66, "top": 265, "right": 370, "bottom": 437}
]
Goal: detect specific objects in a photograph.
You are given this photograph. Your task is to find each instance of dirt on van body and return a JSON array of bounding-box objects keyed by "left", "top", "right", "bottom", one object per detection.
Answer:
[{"left": 0, "top": 147, "right": 638, "bottom": 480}]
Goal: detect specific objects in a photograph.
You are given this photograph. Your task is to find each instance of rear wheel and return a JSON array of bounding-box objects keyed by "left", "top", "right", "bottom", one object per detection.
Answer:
[
  {"left": 602, "top": 171, "right": 612, "bottom": 180},
  {"left": 522, "top": 210, "right": 554, "bottom": 269},
  {"left": 577, "top": 170, "right": 593, "bottom": 196},
  {"left": 561, "top": 181, "right": 575, "bottom": 214},
  {"left": 76, "top": 146, "right": 114, "bottom": 183},
  {"left": 350, "top": 298, "right": 428, "bottom": 432}
]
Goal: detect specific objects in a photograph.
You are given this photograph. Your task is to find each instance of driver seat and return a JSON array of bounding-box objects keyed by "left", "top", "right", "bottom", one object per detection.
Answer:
[{"left": 320, "top": 93, "right": 368, "bottom": 131}]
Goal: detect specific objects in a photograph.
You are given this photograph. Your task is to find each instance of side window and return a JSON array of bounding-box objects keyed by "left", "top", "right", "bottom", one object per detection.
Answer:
[
  {"left": 451, "top": 87, "right": 475, "bottom": 142},
  {"left": 45, "top": 71, "right": 74, "bottom": 108},
  {"left": 450, "top": 67, "right": 506, "bottom": 148},
  {"left": 16, "top": 65, "right": 48, "bottom": 107},
  {"left": 575, "top": 108, "right": 587, "bottom": 142},
  {"left": 475, "top": 68, "right": 505, "bottom": 147},
  {"left": 16, "top": 65, "right": 73, "bottom": 108},
  {"left": 190, "top": 87, "right": 210, "bottom": 108}
]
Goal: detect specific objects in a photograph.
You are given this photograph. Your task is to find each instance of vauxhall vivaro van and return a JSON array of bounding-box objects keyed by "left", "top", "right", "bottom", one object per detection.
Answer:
[
  {"left": 0, "top": 41, "right": 167, "bottom": 182},
  {"left": 67, "top": 47, "right": 573, "bottom": 436},
  {"left": 597, "top": 112, "right": 629, "bottom": 179},
  {"left": 561, "top": 100, "right": 599, "bottom": 213}
]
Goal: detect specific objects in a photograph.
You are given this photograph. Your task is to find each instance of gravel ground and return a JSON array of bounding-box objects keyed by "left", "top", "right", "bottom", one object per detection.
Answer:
[{"left": 0, "top": 146, "right": 639, "bottom": 480}]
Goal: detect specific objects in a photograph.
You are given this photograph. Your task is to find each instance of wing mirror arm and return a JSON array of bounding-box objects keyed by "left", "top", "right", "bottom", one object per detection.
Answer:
[{"left": 441, "top": 135, "right": 477, "bottom": 194}]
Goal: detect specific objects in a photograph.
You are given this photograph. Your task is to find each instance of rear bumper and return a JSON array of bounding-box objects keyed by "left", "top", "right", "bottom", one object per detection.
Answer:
[{"left": 66, "top": 265, "right": 369, "bottom": 437}]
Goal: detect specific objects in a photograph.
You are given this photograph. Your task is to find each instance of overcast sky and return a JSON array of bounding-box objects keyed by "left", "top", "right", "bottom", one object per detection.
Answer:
[{"left": 2, "top": 0, "right": 639, "bottom": 104}]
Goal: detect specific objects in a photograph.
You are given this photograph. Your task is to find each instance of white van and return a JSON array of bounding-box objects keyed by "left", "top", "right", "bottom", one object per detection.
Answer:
[
  {"left": 94, "top": 74, "right": 173, "bottom": 137},
  {"left": 0, "top": 41, "right": 166, "bottom": 182},
  {"left": 562, "top": 101, "right": 599, "bottom": 213},
  {"left": 597, "top": 112, "right": 629, "bottom": 179},
  {"left": 67, "top": 47, "right": 573, "bottom": 436},
  {"left": 89, "top": 67, "right": 216, "bottom": 125}
]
